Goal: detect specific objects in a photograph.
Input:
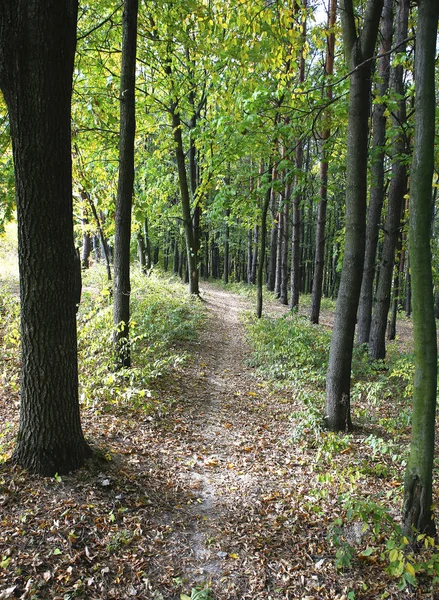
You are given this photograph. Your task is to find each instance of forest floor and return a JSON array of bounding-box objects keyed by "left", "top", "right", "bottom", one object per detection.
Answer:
[{"left": 0, "top": 275, "right": 436, "bottom": 600}]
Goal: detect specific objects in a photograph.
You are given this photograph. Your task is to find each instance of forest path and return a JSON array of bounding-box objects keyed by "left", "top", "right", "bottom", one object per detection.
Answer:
[{"left": 141, "top": 282, "right": 305, "bottom": 598}]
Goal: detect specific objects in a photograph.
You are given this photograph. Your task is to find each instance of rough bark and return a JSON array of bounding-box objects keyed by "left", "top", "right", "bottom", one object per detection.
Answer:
[
  {"left": 402, "top": 0, "right": 438, "bottom": 538},
  {"left": 368, "top": 0, "right": 409, "bottom": 359},
  {"left": 113, "top": 0, "right": 138, "bottom": 369},
  {"left": 0, "top": 0, "right": 91, "bottom": 475},
  {"left": 325, "top": 0, "right": 384, "bottom": 431},
  {"left": 356, "top": 0, "right": 394, "bottom": 344}
]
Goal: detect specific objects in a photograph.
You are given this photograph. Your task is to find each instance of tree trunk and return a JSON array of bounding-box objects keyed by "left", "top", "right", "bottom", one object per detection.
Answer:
[
  {"left": 171, "top": 107, "right": 199, "bottom": 295},
  {"left": 113, "top": 0, "right": 138, "bottom": 369},
  {"left": 325, "top": 0, "right": 383, "bottom": 431},
  {"left": 0, "top": 0, "right": 91, "bottom": 475},
  {"left": 83, "top": 191, "right": 112, "bottom": 281},
  {"left": 387, "top": 233, "right": 403, "bottom": 341},
  {"left": 280, "top": 181, "right": 291, "bottom": 305},
  {"left": 247, "top": 229, "right": 253, "bottom": 284},
  {"left": 257, "top": 181, "right": 272, "bottom": 318},
  {"left": 81, "top": 204, "right": 92, "bottom": 269},
  {"left": 290, "top": 138, "right": 303, "bottom": 310},
  {"left": 251, "top": 224, "right": 258, "bottom": 284},
  {"left": 223, "top": 209, "right": 230, "bottom": 284},
  {"left": 144, "top": 217, "right": 152, "bottom": 270},
  {"left": 368, "top": 0, "right": 409, "bottom": 360},
  {"left": 274, "top": 199, "right": 283, "bottom": 298},
  {"left": 137, "top": 232, "right": 147, "bottom": 274},
  {"left": 356, "top": 0, "right": 393, "bottom": 344},
  {"left": 267, "top": 164, "right": 278, "bottom": 292},
  {"left": 310, "top": 0, "right": 336, "bottom": 324},
  {"left": 402, "top": 0, "right": 438, "bottom": 538}
]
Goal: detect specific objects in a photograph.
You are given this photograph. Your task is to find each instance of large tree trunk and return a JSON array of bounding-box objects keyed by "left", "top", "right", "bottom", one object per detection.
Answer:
[
  {"left": 113, "top": 0, "right": 138, "bottom": 369},
  {"left": 325, "top": 0, "right": 383, "bottom": 431},
  {"left": 356, "top": 0, "right": 393, "bottom": 344},
  {"left": 0, "top": 0, "right": 91, "bottom": 475},
  {"left": 402, "top": 0, "right": 438, "bottom": 538},
  {"left": 368, "top": 0, "right": 409, "bottom": 360}
]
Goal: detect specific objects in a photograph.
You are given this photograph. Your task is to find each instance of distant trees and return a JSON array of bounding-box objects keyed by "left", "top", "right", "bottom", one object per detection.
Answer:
[{"left": 0, "top": 0, "right": 91, "bottom": 475}]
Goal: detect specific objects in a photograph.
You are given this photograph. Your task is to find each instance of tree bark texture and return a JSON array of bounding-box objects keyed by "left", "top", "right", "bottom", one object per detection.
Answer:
[
  {"left": 0, "top": 0, "right": 91, "bottom": 475},
  {"left": 368, "top": 0, "right": 409, "bottom": 360},
  {"left": 356, "top": 0, "right": 393, "bottom": 344},
  {"left": 402, "top": 0, "right": 438, "bottom": 538},
  {"left": 325, "top": 0, "right": 384, "bottom": 431},
  {"left": 113, "top": 0, "right": 138, "bottom": 369}
]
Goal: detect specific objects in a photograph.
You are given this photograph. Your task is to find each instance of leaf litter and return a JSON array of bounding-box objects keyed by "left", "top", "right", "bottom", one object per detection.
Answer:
[{"left": 0, "top": 282, "right": 437, "bottom": 599}]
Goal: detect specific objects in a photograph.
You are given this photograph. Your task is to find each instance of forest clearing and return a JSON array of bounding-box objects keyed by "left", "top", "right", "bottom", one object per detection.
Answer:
[{"left": 1, "top": 224, "right": 439, "bottom": 599}]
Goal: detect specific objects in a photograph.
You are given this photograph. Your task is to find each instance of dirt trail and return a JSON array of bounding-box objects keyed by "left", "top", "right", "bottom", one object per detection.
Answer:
[{"left": 146, "top": 283, "right": 303, "bottom": 597}]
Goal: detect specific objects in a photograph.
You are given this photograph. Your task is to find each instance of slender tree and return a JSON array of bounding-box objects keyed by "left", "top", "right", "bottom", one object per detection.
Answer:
[
  {"left": 290, "top": 0, "right": 307, "bottom": 311},
  {"left": 0, "top": 0, "right": 91, "bottom": 475},
  {"left": 368, "top": 0, "right": 409, "bottom": 359},
  {"left": 402, "top": 0, "right": 438, "bottom": 537},
  {"left": 356, "top": 0, "right": 394, "bottom": 344},
  {"left": 113, "top": 0, "right": 138, "bottom": 369},
  {"left": 325, "top": 0, "right": 384, "bottom": 431},
  {"left": 310, "top": 0, "right": 336, "bottom": 324}
]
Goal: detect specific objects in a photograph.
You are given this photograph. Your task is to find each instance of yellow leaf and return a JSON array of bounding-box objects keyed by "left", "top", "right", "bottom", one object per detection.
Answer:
[
  {"left": 229, "top": 553, "right": 240, "bottom": 559},
  {"left": 406, "top": 562, "right": 415, "bottom": 576},
  {"left": 389, "top": 549, "right": 400, "bottom": 562}
]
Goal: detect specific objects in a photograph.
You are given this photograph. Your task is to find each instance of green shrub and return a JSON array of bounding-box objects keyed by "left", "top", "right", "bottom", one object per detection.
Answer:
[{"left": 245, "top": 313, "right": 331, "bottom": 386}]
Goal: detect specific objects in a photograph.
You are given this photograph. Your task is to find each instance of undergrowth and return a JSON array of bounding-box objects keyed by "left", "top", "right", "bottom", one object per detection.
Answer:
[
  {"left": 243, "top": 309, "right": 439, "bottom": 593},
  {"left": 77, "top": 266, "right": 205, "bottom": 415},
  {"left": 0, "top": 262, "right": 205, "bottom": 458}
]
